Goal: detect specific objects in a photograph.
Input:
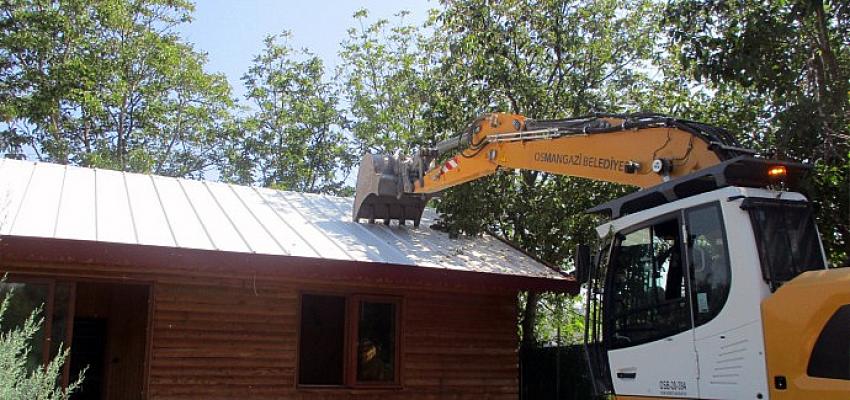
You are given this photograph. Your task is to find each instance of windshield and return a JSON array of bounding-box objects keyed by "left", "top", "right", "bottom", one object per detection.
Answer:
[{"left": 742, "top": 198, "right": 826, "bottom": 290}]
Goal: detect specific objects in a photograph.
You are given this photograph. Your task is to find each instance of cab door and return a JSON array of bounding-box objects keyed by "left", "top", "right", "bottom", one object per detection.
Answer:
[{"left": 605, "top": 214, "right": 699, "bottom": 398}]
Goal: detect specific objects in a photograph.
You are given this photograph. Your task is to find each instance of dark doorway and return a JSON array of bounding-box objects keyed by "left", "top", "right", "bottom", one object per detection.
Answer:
[
  {"left": 69, "top": 319, "right": 108, "bottom": 400},
  {"left": 71, "top": 282, "right": 149, "bottom": 400}
]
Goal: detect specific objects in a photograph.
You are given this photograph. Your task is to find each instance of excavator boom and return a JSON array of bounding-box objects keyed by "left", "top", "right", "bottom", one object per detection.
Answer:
[{"left": 353, "top": 112, "right": 752, "bottom": 225}]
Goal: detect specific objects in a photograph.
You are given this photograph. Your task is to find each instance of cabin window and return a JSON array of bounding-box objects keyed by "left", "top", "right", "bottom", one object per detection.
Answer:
[
  {"left": 608, "top": 216, "right": 690, "bottom": 348},
  {"left": 686, "top": 203, "right": 731, "bottom": 326},
  {"left": 807, "top": 304, "right": 850, "bottom": 380},
  {"left": 298, "top": 293, "right": 400, "bottom": 387},
  {"left": 0, "top": 281, "right": 50, "bottom": 372},
  {"left": 0, "top": 279, "right": 75, "bottom": 381},
  {"left": 298, "top": 294, "right": 346, "bottom": 385}
]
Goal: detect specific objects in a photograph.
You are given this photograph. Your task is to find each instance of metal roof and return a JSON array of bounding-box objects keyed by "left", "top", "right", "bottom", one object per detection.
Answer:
[{"left": 0, "top": 158, "right": 565, "bottom": 280}]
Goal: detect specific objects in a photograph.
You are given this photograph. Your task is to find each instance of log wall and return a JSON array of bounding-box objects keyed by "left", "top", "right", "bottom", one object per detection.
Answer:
[
  {"left": 150, "top": 281, "right": 518, "bottom": 399},
  {"left": 1, "top": 254, "right": 521, "bottom": 400}
]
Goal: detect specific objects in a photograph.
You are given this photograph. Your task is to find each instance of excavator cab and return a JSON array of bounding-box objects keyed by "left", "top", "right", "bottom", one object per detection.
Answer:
[{"left": 582, "top": 157, "right": 850, "bottom": 400}]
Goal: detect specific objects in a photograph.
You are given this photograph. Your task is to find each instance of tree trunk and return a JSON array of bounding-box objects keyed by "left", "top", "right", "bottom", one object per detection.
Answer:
[
  {"left": 517, "top": 169, "right": 542, "bottom": 349},
  {"left": 49, "top": 111, "right": 68, "bottom": 165},
  {"left": 118, "top": 107, "right": 126, "bottom": 170},
  {"left": 810, "top": 0, "right": 849, "bottom": 121},
  {"left": 521, "top": 290, "right": 539, "bottom": 349},
  {"left": 812, "top": 0, "right": 841, "bottom": 91}
]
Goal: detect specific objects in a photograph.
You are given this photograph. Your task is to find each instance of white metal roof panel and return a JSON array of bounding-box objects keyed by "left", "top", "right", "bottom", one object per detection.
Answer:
[
  {"left": 0, "top": 159, "right": 565, "bottom": 280},
  {"left": 94, "top": 168, "right": 137, "bottom": 244},
  {"left": 179, "top": 179, "right": 249, "bottom": 253},
  {"left": 255, "top": 187, "right": 352, "bottom": 260},
  {"left": 229, "top": 185, "right": 307, "bottom": 257},
  {"left": 204, "top": 181, "right": 282, "bottom": 255},
  {"left": 124, "top": 173, "right": 174, "bottom": 247},
  {"left": 11, "top": 162, "right": 65, "bottom": 238},
  {"left": 0, "top": 159, "right": 34, "bottom": 235},
  {"left": 55, "top": 166, "right": 96, "bottom": 241},
  {"left": 152, "top": 176, "right": 212, "bottom": 249}
]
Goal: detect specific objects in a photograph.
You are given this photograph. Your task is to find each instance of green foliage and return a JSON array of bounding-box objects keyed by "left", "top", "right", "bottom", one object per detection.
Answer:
[
  {"left": 0, "top": 0, "right": 234, "bottom": 178},
  {"left": 225, "top": 32, "right": 354, "bottom": 194},
  {"left": 535, "top": 294, "right": 585, "bottom": 345},
  {"left": 429, "top": 0, "right": 656, "bottom": 247},
  {"left": 338, "top": 9, "right": 443, "bottom": 154},
  {"left": 665, "top": 0, "right": 850, "bottom": 263},
  {"left": 429, "top": 0, "right": 662, "bottom": 344},
  {"left": 0, "top": 282, "right": 83, "bottom": 399}
]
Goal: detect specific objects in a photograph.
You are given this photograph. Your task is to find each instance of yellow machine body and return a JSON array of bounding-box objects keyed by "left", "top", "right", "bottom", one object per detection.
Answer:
[{"left": 762, "top": 267, "right": 850, "bottom": 399}]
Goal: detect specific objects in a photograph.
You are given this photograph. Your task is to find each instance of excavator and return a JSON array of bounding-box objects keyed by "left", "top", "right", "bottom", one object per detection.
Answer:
[{"left": 351, "top": 112, "right": 850, "bottom": 399}]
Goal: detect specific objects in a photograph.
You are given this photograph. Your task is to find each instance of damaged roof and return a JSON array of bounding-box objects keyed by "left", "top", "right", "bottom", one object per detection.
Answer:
[{"left": 0, "top": 158, "right": 567, "bottom": 281}]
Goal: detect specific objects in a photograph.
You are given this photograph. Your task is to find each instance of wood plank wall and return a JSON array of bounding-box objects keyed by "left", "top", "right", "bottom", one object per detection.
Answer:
[{"left": 2, "top": 260, "right": 520, "bottom": 400}]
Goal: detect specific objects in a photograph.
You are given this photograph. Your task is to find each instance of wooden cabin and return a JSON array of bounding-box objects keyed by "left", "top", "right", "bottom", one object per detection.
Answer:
[{"left": 0, "top": 158, "right": 575, "bottom": 399}]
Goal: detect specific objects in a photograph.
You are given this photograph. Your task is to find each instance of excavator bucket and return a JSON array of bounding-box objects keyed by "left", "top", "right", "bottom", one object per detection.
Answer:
[{"left": 352, "top": 153, "right": 430, "bottom": 226}]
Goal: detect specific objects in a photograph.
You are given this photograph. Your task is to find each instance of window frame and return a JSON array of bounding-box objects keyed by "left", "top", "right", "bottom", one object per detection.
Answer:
[
  {"left": 296, "top": 291, "right": 402, "bottom": 390},
  {"left": 295, "top": 291, "right": 350, "bottom": 388},
  {"left": 604, "top": 210, "right": 695, "bottom": 349},
  {"left": 348, "top": 295, "right": 402, "bottom": 388}
]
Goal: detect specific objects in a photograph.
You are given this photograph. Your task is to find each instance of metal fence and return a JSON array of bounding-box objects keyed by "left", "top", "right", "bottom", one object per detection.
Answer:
[{"left": 519, "top": 345, "right": 595, "bottom": 400}]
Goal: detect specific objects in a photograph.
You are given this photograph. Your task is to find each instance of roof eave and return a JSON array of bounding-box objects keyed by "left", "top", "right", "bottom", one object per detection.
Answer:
[{"left": 0, "top": 235, "right": 578, "bottom": 294}]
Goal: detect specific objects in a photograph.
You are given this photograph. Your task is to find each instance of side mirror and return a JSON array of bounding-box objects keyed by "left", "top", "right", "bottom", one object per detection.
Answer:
[{"left": 576, "top": 244, "right": 592, "bottom": 284}]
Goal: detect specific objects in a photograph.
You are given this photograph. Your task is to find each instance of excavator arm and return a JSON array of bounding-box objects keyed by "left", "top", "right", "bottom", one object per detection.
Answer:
[{"left": 353, "top": 112, "right": 753, "bottom": 225}]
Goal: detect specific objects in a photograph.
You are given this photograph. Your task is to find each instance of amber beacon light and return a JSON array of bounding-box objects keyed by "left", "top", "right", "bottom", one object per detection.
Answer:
[{"left": 767, "top": 165, "right": 787, "bottom": 178}]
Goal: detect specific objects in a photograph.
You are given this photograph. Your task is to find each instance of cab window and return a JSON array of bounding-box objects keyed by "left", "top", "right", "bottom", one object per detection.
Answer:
[
  {"left": 608, "top": 217, "right": 690, "bottom": 349},
  {"left": 686, "top": 203, "right": 731, "bottom": 326},
  {"left": 743, "top": 198, "right": 825, "bottom": 290}
]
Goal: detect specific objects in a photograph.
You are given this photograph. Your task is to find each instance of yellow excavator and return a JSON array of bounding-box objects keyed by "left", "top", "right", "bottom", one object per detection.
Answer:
[{"left": 352, "top": 112, "right": 850, "bottom": 399}]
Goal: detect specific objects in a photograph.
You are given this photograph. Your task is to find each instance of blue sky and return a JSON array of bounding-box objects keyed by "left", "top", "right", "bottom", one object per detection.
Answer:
[{"left": 176, "top": 0, "right": 434, "bottom": 99}]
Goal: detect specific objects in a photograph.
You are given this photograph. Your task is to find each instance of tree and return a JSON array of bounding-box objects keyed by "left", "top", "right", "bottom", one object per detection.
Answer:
[
  {"left": 337, "top": 0, "right": 663, "bottom": 346},
  {"left": 534, "top": 293, "right": 585, "bottom": 345},
  {"left": 430, "top": 0, "right": 659, "bottom": 346},
  {"left": 0, "top": 0, "right": 234, "bottom": 178},
  {"left": 226, "top": 33, "right": 354, "bottom": 194},
  {"left": 665, "top": 0, "right": 850, "bottom": 263},
  {"left": 338, "top": 9, "right": 443, "bottom": 155}
]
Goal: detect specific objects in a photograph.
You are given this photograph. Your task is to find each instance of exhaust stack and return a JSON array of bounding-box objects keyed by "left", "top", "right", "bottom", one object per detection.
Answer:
[{"left": 352, "top": 153, "right": 431, "bottom": 226}]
